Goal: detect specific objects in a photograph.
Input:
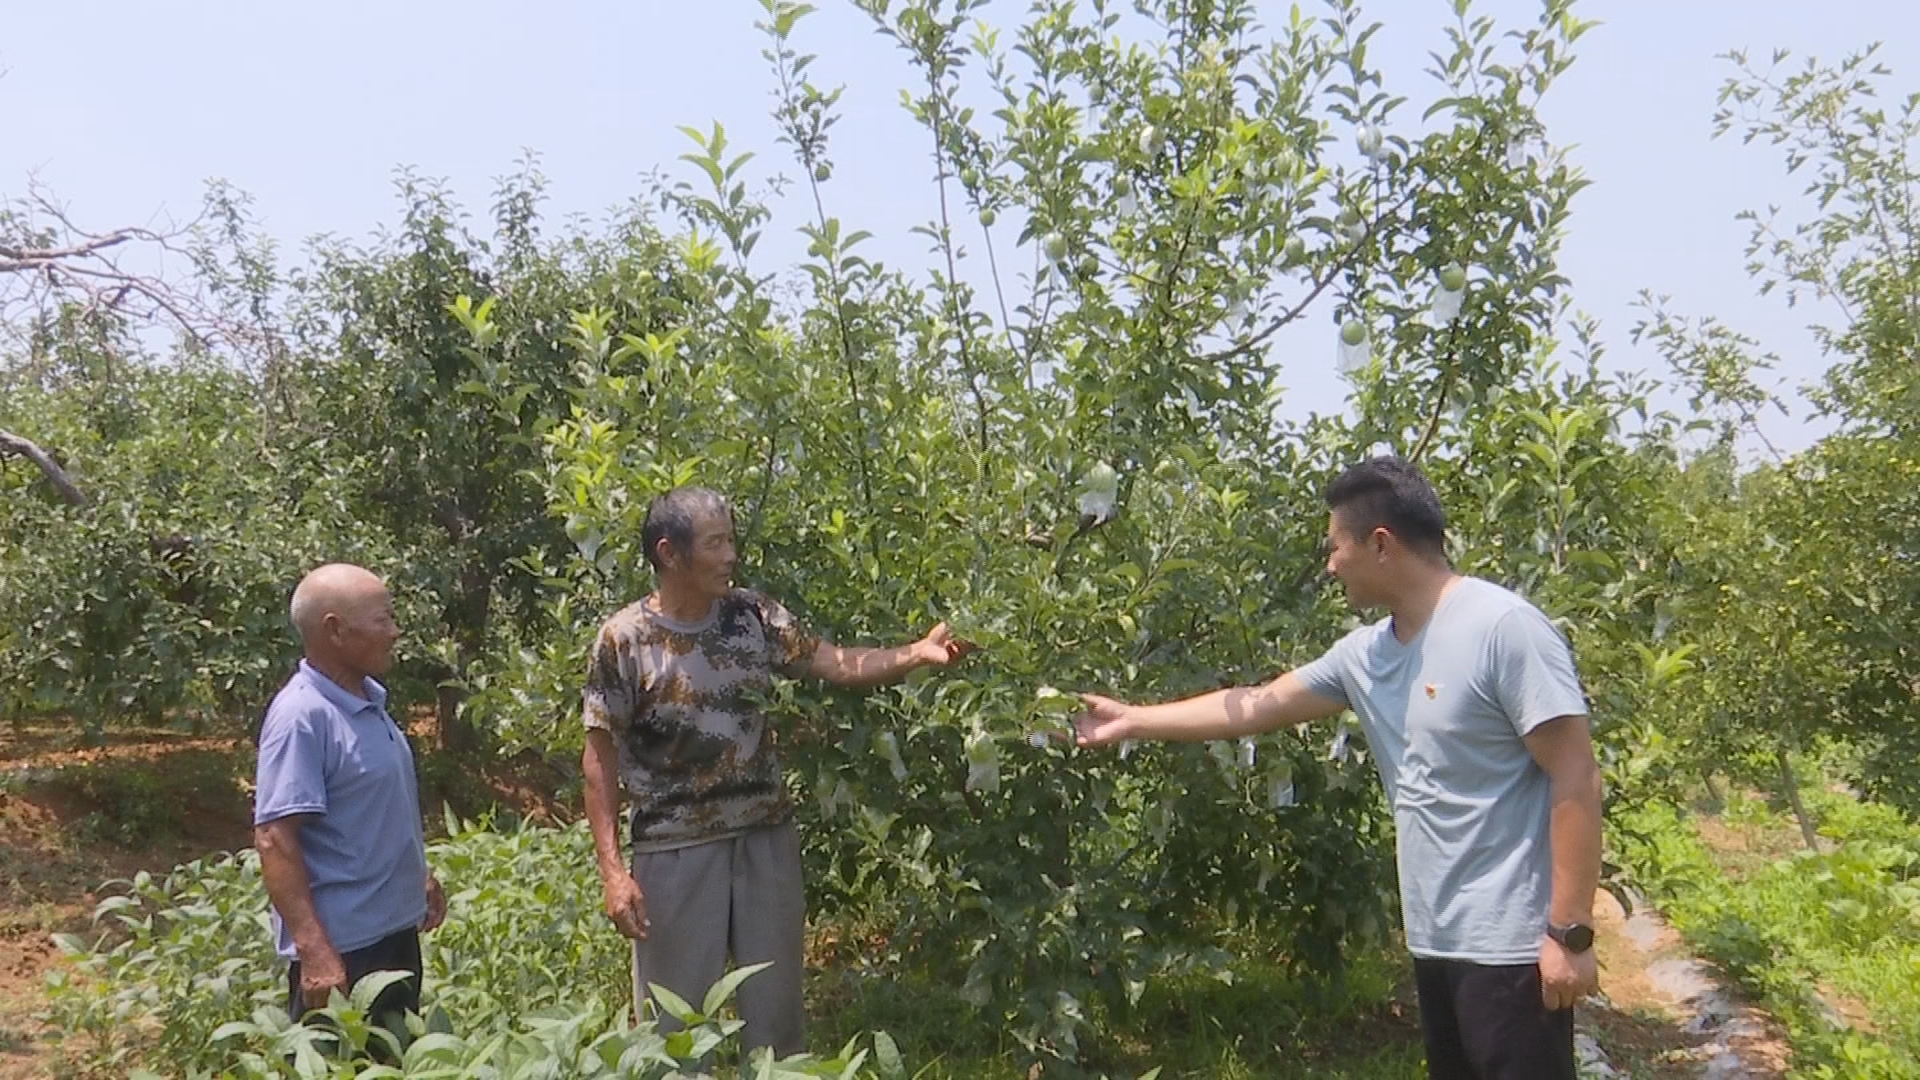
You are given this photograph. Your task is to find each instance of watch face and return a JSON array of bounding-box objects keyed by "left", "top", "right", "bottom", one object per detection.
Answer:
[{"left": 1559, "top": 924, "right": 1595, "bottom": 952}]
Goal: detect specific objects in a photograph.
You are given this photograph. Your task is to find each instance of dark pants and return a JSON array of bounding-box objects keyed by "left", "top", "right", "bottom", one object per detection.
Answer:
[
  {"left": 1413, "top": 957, "right": 1574, "bottom": 1080},
  {"left": 287, "top": 927, "right": 422, "bottom": 1056}
]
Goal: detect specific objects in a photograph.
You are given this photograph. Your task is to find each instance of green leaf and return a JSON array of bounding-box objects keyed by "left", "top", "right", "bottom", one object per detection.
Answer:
[
  {"left": 649, "top": 981, "right": 700, "bottom": 1022},
  {"left": 702, "top": 960, "right": 775, "bottom": 1015},
  {"left": 872, "top": 1030, "right": 905, "bottom": 1078}
]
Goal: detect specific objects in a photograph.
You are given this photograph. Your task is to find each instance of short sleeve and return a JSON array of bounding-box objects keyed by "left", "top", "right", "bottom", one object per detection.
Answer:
[
  {"left": 254, "top": 705, "right": 330, "bottom": 825},
  {"left": 582, "top": 625, "right": 638, "bottom": 734},
  {"left": 1488, "top": 606, "right": 1590, "bottom": 737},
  {"left": 753, "top": 592, "right": 821, "bottom": 679},
  {"left": 1291, "top": 634, "right": 1354, "bottom": 709}
]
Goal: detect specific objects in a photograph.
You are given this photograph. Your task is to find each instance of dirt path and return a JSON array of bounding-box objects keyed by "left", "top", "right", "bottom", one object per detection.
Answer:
[{"left": 1577, "top": 889, "right": 1791, "bottom": 1078}]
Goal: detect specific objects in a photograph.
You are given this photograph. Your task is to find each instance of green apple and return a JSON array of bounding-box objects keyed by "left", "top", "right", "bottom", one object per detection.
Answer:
[{"left": 1340, "top": 320, "right": 1368, "bottom": 346}]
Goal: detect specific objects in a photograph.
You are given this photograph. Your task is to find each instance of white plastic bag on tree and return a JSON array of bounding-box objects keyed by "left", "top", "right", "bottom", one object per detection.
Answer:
[
  {"left": 873, "top": 730, "right": 908, "bottom": 782},
  {"left": 1267, "top": 761, "right": 1296, "bottom": 808},
  {"left": 964, "top": 730, "right": 1000, "bottom": 795},
  {"left": 1357, "top": 122, "right": 1385, "bottom": 162},
  {"left": 1208, "top": 740, "right": 1237, "bottom": 774},
  {"left": 1076, "top": 461, "right": 1120, "bottom": 525},
  {"left": 1328, "top": 724, "right": 1353, "bottom": 763}
]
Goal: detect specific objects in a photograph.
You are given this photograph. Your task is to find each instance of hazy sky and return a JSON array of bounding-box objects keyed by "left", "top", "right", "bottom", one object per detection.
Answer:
[{"left": 6, "top": 2, "right": 1917, "bottom": 454}]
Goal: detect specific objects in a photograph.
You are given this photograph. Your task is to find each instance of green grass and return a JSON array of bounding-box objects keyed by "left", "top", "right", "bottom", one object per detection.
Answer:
[{"left": 1616, "top": 780, "right": 1920, "bottom": 1078}]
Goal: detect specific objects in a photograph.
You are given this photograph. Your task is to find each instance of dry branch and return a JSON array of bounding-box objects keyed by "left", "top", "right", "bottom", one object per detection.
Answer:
[{"left": 0, "top": 428, "right": 89, "bottom": 506}]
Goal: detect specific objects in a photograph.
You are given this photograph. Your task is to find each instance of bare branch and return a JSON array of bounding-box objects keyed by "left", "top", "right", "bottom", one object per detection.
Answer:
[
  {"left": 0, "top": 229, "right": 138, "bottom": 270},
  {"left": 0, "top": 176, "right": 260, "bottom": 357},
  {"left": 0, "top": 428, "right": 89, "bottom": 506}
]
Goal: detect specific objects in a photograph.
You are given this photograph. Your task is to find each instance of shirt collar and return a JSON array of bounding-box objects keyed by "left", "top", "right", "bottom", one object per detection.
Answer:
[{"left": 298, "top": 659, "right": 389, "bottom": 716}]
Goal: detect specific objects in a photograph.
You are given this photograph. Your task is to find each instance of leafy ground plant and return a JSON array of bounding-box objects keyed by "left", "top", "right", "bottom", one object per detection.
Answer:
[
  {"left": 187, "top": 967, "right": 911, "bottom": 1080},
  {"left": 45, "top": 817, "right": 667, "bottom": 1076},
  {"left": 1615, "top": 781, "right": 1920, "bottom": 1077}
]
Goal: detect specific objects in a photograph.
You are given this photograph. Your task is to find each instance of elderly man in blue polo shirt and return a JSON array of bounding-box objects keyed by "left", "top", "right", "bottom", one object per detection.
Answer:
[{"left": 254, "top": 563, "right": 446, "bottom": 1041}]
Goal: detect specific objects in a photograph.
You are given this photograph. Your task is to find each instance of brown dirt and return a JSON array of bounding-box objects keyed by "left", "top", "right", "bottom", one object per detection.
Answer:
[
  {"left": 0, "top": 719, "right": 572, "bottom": 1077},
  {"left": 1692, "top": 814, "right": 1806, "bottom": 879},
  {"left": 1585, "top": 888, "right": 1792, "bottom": 1077}
]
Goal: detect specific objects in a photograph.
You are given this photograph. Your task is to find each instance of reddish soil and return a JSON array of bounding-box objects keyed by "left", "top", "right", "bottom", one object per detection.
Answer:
[{"left": 0, "top": 720, "right": 569, "bottom": 1077}]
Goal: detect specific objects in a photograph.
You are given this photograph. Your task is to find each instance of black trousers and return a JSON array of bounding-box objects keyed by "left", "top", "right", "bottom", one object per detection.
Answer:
[
  {"left": 287, "top": 927, "right": 422, "bottom": 1053},
  {"left": 1413, "top": 957, "right": 1574, "bottom": 1080}
]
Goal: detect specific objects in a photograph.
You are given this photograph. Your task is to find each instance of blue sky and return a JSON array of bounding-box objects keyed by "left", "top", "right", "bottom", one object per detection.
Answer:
[{"left": 5, "top": 1, "right": 1916, "bottom": 454}]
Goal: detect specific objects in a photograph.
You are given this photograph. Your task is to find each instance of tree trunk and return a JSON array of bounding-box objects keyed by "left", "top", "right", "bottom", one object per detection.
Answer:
[
  {"left": 435, "top": 558, "right": 492, "bottom": 753},
  {"left": 1702, "top": 771, "right": 1725, "bottom": 810},
  {"left": 435, "top": 679, "right": 468, "bottom": 753},
  {"left": 1777, "top": 749, "right": 1822, "bottom": 852}
]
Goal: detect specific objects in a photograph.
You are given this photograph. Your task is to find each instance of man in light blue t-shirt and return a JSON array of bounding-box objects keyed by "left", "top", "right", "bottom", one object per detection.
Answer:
[
  {"left": 1073, "top": 456, "right": 1602, "bottom": 1080},
  {"left": 255, "top": 563, "right": 446, "bottom": 1049}
]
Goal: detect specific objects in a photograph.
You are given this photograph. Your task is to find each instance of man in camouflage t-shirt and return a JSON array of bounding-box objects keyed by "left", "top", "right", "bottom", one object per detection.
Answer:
[{"left": 582, "top": 486, "right": 972, "bottom": 1057}]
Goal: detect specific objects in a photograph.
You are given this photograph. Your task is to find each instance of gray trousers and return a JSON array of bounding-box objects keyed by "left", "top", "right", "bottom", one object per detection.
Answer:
[{"left": 630, "top": 819, "right": 806, "bottom": 1057}]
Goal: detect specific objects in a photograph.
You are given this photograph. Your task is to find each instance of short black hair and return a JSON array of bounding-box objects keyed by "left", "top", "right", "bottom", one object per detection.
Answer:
[
  {"left": 641, "top": 486, "right": 731, "bottom": 570},
  {"left": 1324, "top": 456, "right": 1448, "bottom": 558}
]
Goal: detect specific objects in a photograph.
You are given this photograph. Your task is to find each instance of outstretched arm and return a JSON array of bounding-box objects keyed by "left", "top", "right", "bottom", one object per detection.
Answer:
[
  {"left": 809, "top": 622, "right": 974, "bottom": 689},
  {"left": 1074, "top": 671, "right": 1347, "bottom": 746}
]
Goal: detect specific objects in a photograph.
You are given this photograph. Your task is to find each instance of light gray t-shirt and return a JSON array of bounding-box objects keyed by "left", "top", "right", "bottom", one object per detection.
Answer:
[{"left": 1295, "top": 576, "right": 1589, "bottom": 963}]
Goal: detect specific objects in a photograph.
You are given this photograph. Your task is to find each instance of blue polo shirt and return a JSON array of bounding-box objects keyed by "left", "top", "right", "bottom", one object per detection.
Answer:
[{"left": 254, "top": 660, "right": 428, "bottom": 958}]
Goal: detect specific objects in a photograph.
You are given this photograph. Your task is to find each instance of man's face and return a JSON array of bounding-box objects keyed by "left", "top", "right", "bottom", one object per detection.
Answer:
[
  {"left": 332, "top": 588, "right": 401, "bottom": 677},
  {"left": 1324, "top": 511, "right": 1386, "bottom": 609},
  {"left": 664, "top": 512, "right": 737, "bottom": 599}
]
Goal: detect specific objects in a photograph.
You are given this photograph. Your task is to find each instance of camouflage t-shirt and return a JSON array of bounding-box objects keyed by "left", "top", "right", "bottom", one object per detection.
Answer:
[{"left": 582, "top": 589, "right": 821, "bottom": 851}]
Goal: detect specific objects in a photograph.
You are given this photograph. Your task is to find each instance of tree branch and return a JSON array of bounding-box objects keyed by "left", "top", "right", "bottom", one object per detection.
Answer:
[
  {"left": 0, "top": 429, "right": 90, "bottom": 506},
  {"left": 0, "top": 229, "right": 139, "bottom": 271},
  {"left": 0, "top": 177, "right": 254, "bottom": 356},
  {"left": 1409, "top": 327, "right": 1462, "bottom": 463}
]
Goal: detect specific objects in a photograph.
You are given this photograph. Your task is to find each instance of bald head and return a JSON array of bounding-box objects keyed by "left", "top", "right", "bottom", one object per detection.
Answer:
[{"left": 290, "top": 563, "right": 389, "bottom": 643}]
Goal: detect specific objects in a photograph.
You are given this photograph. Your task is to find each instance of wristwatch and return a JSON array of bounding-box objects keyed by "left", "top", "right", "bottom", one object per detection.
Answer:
[{"left": 1547, "top": 922, "right": 1596, "bottom": 954}]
